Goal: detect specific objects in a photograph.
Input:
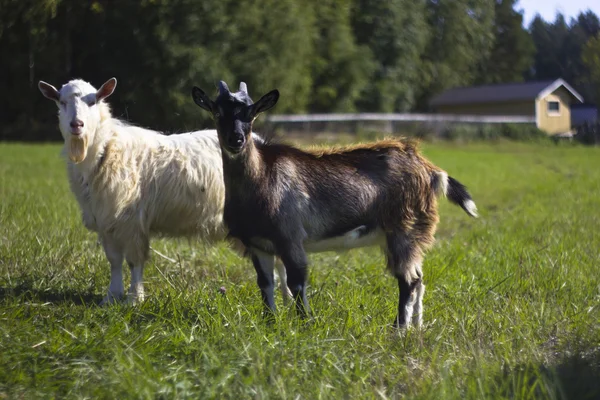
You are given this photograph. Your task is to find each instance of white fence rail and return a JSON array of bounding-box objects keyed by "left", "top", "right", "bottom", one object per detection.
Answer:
[
  {"left": 266, "top": 113, "right": 535, "bottom": 124},
  {"left": 264, "top": 113, "right": 536, "bottom": 135}
]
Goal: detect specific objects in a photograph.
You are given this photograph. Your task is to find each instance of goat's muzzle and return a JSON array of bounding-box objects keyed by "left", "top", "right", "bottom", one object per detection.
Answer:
[
  {"left": 70, "top": 119, "right": 84, "bottom": 136},
  {"left": 225, "top": 133, "right": 245, "bottom": 154}
]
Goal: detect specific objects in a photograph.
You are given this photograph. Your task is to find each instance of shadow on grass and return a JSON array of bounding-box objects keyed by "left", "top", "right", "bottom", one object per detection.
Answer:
[
  {"left": 543, "top": 352, "right": 600, "bottom": 400},
  {"left": 499, "top": 350, "right": 600, "bottom": 399},
  {"left": 0, "top": 285, "right": 103, "bottom": 305}
]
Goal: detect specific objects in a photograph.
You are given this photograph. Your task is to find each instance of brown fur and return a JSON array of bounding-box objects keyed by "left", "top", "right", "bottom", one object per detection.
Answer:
[
  {"left": 259, "top": 137, "right": 441, "bottom": 263},
  {"left": 307, "top": 137, "right": 420, "bottom": 157},
  {"left": 222, "top": 135, "right": 445, "bottom": 323}
]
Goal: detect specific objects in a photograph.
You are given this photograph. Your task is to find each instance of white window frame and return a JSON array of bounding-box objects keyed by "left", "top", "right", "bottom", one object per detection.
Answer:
[{"left": 547, "top": 100, "right": 561, "bottom": 116}]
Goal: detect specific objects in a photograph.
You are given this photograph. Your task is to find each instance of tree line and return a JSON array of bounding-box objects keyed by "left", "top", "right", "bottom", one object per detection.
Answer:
[{"left": 1, "top": 0, "right": 599, "bottom": 140}]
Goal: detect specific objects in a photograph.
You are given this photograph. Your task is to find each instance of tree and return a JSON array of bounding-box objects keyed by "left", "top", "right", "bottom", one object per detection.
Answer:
[
  {"left": 351, "top": 0, "right": 429, "bottom": 112},
  {"left": 82, "top": 0, "right": 315, "bottom": 129},
  {"left": 563, "top": 11, "right": 600, "bottom": 101},
  {"left": 416, "top": 0, "right": 496, "bottom": 110},
  {"left": 307, "top": 0, "right": 374, "bottom": 113},
  {"left": 582, "top": 34, "right": 600, "bottom": 104},
  {"left": 0, "top": 0, "right": 317, "bottom": 137},
  {"left": 528, "top": 11, "right": 600, "bottom": 102},
  {"left": 478, "top": 0, "right": 534, "bottom": 84},
  {"left": 528, "top": 14, "right": 570, "bottom": 80},
  {"left": 210, "top": 0, "right": 316, "bottom": 115},
  {"left": 0, "top": 0, "right": 64, "bottom": 138}
]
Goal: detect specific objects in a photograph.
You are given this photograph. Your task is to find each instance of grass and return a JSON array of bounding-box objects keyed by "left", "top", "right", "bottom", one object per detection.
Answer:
[{"left": 1, "top": 139, "right": 599, "bottom": 399}]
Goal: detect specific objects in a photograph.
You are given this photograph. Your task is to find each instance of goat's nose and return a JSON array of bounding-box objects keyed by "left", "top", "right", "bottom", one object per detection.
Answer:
[
  {"left": 70, "top": 120, "right": 84, "bottom": 128},
  {"left": 230, "top": 133, "right": 244, "bottom": 145}
]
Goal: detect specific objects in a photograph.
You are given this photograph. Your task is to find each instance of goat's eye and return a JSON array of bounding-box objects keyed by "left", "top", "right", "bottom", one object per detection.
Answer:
[
  {"left": 214, "top": 112, "right": 220, "bottom": 118},
  {"left": 60, "top": 101, "right": 66, "bottom": 107}
]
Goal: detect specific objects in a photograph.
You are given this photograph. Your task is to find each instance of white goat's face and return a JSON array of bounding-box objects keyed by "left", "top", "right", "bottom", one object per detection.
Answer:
[
  {"left": 57, "top": 81, "right": 100, "bottom": 139},
  {"left": 39, "top": 78, "right": 117, "bottom": 163}
]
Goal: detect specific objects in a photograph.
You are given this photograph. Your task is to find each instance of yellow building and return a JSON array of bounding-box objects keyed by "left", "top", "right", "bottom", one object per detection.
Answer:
[{"left": 430, "top": 79, "right": 583, "bottom": 135}]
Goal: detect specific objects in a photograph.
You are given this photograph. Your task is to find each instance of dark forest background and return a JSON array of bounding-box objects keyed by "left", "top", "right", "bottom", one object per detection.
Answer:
[{"left": 1, "top": 0, "right": 599, "bottom": 140}]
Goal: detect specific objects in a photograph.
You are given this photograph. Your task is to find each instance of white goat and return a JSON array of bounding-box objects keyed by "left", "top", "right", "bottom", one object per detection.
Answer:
[{"left": 38, "top": 77, "right": 291, "bottom": 304}]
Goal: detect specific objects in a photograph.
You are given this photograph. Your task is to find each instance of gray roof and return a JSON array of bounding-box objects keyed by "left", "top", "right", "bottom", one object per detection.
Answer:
[{"left": 430, "top": 79, "right": 583, "bottom": 107}]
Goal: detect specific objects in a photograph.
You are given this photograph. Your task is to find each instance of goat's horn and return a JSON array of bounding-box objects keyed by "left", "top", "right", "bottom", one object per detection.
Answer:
[
  {"left": 239, "top": 82, "right": 248, "bottom": 94},
  {"left": 218, "top": 81, "right": 229, "bottom": 95}
]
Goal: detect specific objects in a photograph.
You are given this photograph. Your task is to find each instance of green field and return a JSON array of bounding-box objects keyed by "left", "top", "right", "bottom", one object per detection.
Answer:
[{"left": 1, "top": 141, "right": 599, "bottom": 399}]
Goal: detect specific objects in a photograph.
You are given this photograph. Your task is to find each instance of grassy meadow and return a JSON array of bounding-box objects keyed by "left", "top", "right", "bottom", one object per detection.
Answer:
[{"left": 0, "top": 139, "right": 599, "bottom": 399}]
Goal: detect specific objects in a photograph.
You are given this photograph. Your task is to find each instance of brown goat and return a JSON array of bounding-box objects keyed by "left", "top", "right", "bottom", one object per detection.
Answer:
[{"left": 191, "top": 81, "right": 477, "bottom": 328}]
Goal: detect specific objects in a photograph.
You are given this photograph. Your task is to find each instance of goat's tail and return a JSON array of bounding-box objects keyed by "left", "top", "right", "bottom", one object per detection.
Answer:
[{"left": 432, "top": 171, "right": 478, "bottom": 217}]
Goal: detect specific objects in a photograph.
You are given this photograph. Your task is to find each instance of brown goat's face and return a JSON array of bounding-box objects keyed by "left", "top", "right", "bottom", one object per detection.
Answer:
[{"left": 192, "top": 81, "right": 279, "bottom": 155}]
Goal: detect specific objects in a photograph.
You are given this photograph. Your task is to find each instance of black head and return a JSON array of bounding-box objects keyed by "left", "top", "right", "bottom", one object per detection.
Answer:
[{"left": 192, "top": 81, "right": 279, "bottom": 155}]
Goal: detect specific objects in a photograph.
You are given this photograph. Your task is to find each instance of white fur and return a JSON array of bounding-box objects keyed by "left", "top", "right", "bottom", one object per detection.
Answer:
[
  {"left": 436, "top": 171, "right": 449, "bottom": 197},
  {"left": 464, "top": 200, "right": 479, "bottom": 218},
  {"left": 412, "top": 282, "right": 425, "bottom": 327},
  {"left": 304, "top": 227, "right": 385, "bottom": 253},
  {"left": 41, "top": 78, "right": 292, "bottom": 304},
  {"left": 249, "top": 226, "right": 385, "bottom": 254},
  {"left": 436, "top": 171, "right": 478, "bottom": 218}
]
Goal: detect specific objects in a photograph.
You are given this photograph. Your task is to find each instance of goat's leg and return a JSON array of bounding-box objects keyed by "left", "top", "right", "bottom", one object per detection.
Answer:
[
  {"left": 251, "top": 249, "right": 277, "bottom": 314},
  {"left": 395, "top": 277, "right": 421, "bottom": 328},
  {"left": 126, "top": 261, "right": 145, "bottom": 304},
  {"left": 386, "top": 233, "right": 423, "bottom": 329},
  {"left": 100, "top": 235, "right": 125, "bottom": 305},
  {"left": 275, "top": 259, "right": 293, "bottom": 305},
  {"left": 412, "top": 280, "right": 425, "bottom": 328},
  {"left": 125, "top": 237, "right": 149, "bottom": 304},
  {"left": 410, "top": 214, "right": 435, "bottom": 328},
  {"left": 279, "top": 243, "right": 310, "bottom": 317}
]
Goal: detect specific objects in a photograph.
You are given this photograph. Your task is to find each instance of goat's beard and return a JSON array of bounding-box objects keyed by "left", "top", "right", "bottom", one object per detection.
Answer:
[{"left": 68, "top": 135, "right": 88, "bottom": 163}]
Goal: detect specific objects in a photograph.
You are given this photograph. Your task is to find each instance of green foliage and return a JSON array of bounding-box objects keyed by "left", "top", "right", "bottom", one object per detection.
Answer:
[
  {"left": 441, "top": 124, "right": 482, "bottom": 141},
  {"left": 528, "top": 12, "right": 600, "bottom": 103},
  {"left": 582, "top": 33, "right": 600, "bottom": 104},
  {"left": 0, "top": 0, "right": 63, "bottom": 138},
  {"left": 351, "top": 0, "right": 429, "bottom": 112},
  {"left": 575, "top": 121, "right": 600, "bottom": 145},
  {"left": 498, "top": 123, "right": 548, "bottom": 141},
  {"left": 0, "top": 0, "right": 316, "bottom": 136},
  {"left": 529, "top": 14, "right": 570, "bottom": 80},
  {"left": 441, "top": 123, "right": 549, "bottom": 142},
  {"left": 307, "top": 0, "right": 374, "bottom": 113},
  {"left": 478, "top": 0, "right": 534, "bottom": 84},
  {"left": 81, "top": 0, "right": 313, "bottom": 129},
  {"left": 562, "top": 12, "right": 600, "bottom": 103},
  {"left": 210, "top": 0, "right": 315, "bottom": 114},
  {"left": 1, "top": 142, "right": 600, "bottom": 397},
  {"left": 417, "top": 0, "right": 496, "bottom": 110},
  {"left": 1, "top": 1, "right": 600, "bottom": 139}
]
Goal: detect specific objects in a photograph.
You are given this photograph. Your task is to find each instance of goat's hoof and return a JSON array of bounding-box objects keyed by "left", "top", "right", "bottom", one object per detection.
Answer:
[
  {"left": 262, "top": 313, "right": 276, "bottom": 326},
  {"left": 126, "top": 292, "right": 145, "bottom": 305},
  {"left": 281, "top": 290, "right": 293, "bottom": 305},
  {"left": 392, "top": 319, "right": 410, "bottom": 331},
  {"left": 99, "top": 292, "right": 124, "bottom": 306},
  {"left": 390, "top": 324, "right": 410, "bottom": 338}
]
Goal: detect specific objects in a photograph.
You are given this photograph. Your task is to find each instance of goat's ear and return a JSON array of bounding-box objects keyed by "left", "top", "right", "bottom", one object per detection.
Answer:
[
  {"left": 251, "top": 89, "right": 279, "bottom": 117},
  {"left": 191, "top": 86, "right": 214, "bottom": 112},
  {"left": 96, "top": 78, "right": 117, "bottom": 102},
  {"left": 38, "top": 81, "right": 59, "bottom": 102}
]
